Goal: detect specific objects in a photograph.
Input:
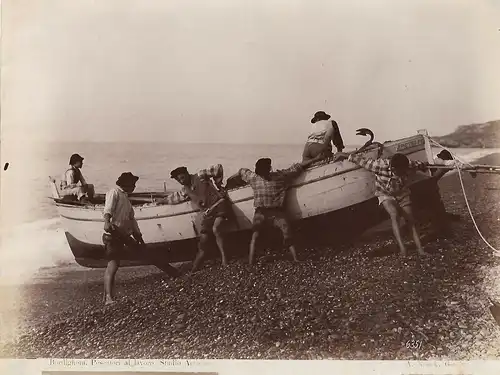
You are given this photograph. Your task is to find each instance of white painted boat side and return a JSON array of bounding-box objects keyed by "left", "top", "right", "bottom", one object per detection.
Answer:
[{"left": 54, "top": 134, "right": 429, "bottom": 246}]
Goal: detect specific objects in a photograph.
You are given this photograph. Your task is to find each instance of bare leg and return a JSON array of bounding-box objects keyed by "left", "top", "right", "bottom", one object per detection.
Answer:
[
  {"left": 104, "top": 259, "right": 119, "bottom": 305},
  {"left": 191, "top": 234, "right": 209, "bottom": 273},
  {"left": 288, "top": 245, "right": 299, "bottom": 262},
  {"left": 401, "top": 205, "right": 428, "bottom": 256},
  {"left": 275, "top": 215, "right": 299, "bottom": 262},
  {"left": 212, "top": 217, "right": 227, "bottom": 266},
  {"left": 85, "top": 184, "right": 95, "bottom": 200},
  {"left": 249, "top": 231, "right": 259, "bottom": 265},
  {"left": 382, "top": 200, "right": 407, "bottom": 256}
]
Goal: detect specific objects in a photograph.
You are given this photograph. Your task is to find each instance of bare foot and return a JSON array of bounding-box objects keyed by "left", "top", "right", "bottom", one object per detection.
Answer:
[
  {"left": 399, "top": 249, "right": 407, "bottom": 257},
  {"left": 105, "top": 298, "right": 115, "bottom": 306},
  {"left": 417, "top": 249, "right": 430, "bottom": 256}
]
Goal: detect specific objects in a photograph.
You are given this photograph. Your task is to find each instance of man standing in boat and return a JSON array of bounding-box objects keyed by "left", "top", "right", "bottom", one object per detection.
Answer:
[
  {"left": 102, "top": 172, "right": 179, "bottom": 305},
  {"left": 159, "top": 164, "right": 231, "bottom": 274},
  {"left": 233, "top": 155, "right": 322, "bottom": 265},
  {"left": 302, "top": 111, "right": 345, "bottom": 162},
  {"left": 336, "top": 151, "right": 429, "bottom": 257},
  {"left": 60, "top": 153, "right": 95, "bottom": 203}
]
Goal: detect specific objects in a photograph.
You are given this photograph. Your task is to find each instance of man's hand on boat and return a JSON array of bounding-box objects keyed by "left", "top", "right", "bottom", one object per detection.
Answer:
[
  {"left": 104, "top": 220, "right": 115, "bottom": 233},
  {"left": 332, "top": 152, "right": 350, "bottom": 162}
]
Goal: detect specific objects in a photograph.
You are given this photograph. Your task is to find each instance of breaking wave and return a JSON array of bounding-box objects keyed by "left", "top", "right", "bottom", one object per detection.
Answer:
[{"left": 0, "top": 217, "right": 75, "bottom": 285}]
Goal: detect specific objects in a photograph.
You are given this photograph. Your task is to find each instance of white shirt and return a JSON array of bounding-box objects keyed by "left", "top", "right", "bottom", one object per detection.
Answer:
[
  {"left": 306, "top": 120, "right": 334, "bottom": 144},
  {"left": 60, "top": 167, "right": 87, "bottom": 189},
  {"left": 103, "top": 186, "right": 141, "bottom": 235}
]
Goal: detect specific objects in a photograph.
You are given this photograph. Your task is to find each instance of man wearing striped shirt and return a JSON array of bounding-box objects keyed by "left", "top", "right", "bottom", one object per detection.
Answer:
[
  {"left": 159, "top": 164, "right": 231, "bottom": 273},
  {"left": 337, "top": 152, "right": 429, "bottom": 257},
  {"left": 235, "top": 155, "right": 322, "bottom": 265}
]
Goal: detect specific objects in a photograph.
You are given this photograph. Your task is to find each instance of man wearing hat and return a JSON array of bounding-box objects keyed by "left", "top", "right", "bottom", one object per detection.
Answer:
[
  {"left": 419, "top": 149, "right": 463, "bottom": 236},
  {"left": 102, "top": 172, "right": 180, "bottom": 305},
  {"left": 60, "top": 153, "right": 94, "bottom": 203},
  {"left": 159, "top": 163, "right": 231, "bottom": 273},
  {"left": 235, "top": 155, "right": 322, "bottom": 265},
  {"left": 302, "top": 111, "right": 345, "bottom": 162}
]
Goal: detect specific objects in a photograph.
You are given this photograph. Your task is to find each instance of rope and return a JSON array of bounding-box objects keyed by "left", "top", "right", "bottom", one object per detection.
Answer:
[{"left": 425, "top": 135, "right": 500, "bottom": 255}]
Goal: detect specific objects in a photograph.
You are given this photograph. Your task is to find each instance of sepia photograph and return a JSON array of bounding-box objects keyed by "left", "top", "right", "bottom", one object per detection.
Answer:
[{"left": 1, "top": 0, "right": 500, "bottom": 367}]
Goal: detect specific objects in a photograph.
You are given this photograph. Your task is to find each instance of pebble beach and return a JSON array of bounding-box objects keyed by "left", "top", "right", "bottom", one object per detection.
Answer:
[{"left": 2, "top": 153, "right": 500, "bottom": 360}]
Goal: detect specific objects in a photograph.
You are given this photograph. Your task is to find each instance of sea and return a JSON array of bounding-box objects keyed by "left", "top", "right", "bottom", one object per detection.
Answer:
[{"left": 0, "top": 142, "right": 498, "bottom": 285}]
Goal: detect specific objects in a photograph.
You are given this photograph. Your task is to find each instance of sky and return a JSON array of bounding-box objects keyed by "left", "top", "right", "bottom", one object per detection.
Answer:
[{"left": 1, "top": 0, "right": 500, "bottom": 147}]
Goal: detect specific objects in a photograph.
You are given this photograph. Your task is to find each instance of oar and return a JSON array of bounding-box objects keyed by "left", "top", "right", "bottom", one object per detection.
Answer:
[{"left": 426, "top": 164, "right": 500, "bottom": 174}]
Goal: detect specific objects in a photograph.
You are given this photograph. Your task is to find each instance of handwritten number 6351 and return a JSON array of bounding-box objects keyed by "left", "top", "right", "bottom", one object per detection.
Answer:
[{"left": 405, "top": 340, "right": 423, "bottom": 349}]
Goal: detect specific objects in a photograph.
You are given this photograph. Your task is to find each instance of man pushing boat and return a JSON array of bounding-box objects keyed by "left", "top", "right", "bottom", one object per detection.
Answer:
[
  {"left": 159, "top": 164, "right": 232, "bottom": 274},
  {"left": 231, "top": 155, "right": 323, "bottom": 265},
  {"left": 336, "top": 151, "right": 430, "bottom": 257}
]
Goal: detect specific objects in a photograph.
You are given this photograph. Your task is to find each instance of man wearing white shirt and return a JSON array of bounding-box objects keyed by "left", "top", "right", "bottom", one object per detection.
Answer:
[
  {"left": 60, "top": 153, "right": 94, "bottom": 202},
  {"left": 102, "top": 172, "right": 179, "bottom": 305},
  {"left": 302, "top": 111, "right": 345, "bottom": 162}
]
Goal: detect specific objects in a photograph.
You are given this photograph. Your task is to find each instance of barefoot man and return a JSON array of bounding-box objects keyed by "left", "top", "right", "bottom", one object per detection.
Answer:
[
  {"left": 338, "top": 152, "right": 429, "bottom": 256},
  {"left": 234, "top": 155, "right": 322, "bottom": 265},
  {"left": 102, "top": 172, "right": 179, "bottom": 305},
  {"left": 159, "top": 164, "right": 231, "bottom": 274}
]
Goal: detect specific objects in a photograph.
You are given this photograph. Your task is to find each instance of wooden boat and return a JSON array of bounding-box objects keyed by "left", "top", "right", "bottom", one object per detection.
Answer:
[{"left": 49, "top": 130, "right": 439, "bottom": 268}]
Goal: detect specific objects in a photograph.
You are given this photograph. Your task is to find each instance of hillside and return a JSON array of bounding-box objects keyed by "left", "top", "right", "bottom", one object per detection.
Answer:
[{"left": 433, "top": 120, "right": 500, "bottom": 148}]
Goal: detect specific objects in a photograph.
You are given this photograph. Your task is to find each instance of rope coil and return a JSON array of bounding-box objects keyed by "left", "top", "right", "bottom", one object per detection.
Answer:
[{"left": 425, "top": 136, "right": 500, "bottom": 255}]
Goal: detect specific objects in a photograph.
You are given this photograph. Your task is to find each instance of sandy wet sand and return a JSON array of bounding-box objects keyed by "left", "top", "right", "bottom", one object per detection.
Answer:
[{"left": 1, "top": 153, "right": 500, "bottom": 359}]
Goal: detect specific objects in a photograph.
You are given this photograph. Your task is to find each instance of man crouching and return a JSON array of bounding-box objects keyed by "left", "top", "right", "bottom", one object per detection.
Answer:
[{"left": 160, "top": 164, "right": 231, "bottom": 274}]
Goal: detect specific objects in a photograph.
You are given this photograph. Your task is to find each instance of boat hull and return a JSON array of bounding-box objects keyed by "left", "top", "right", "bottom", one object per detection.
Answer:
[{"left": 54, "top": 133, "right": 437, "bottom": 268}]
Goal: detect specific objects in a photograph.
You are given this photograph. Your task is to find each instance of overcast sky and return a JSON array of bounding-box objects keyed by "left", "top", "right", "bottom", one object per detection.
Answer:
[{"left": 1, "top": 0, "right": 500, "bottom": 146}]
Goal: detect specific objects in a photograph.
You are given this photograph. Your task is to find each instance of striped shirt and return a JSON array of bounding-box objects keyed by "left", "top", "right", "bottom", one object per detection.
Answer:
[
  {"left": 348, "top": 153, "right": 426, "bottom": 197},
  {"left": 161, "top": 164, "right": 224, "bottom": 205},
  {"left": 238, "top": 164, "right": 304, "bottom": 208},
  {"left": 103, "top": 186, "right": 141, "bottom": 236}
]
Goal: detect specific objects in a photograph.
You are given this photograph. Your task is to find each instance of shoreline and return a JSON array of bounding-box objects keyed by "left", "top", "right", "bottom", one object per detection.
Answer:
[{"left": 1, "top": 153, "right": 500, "bottom": 359}]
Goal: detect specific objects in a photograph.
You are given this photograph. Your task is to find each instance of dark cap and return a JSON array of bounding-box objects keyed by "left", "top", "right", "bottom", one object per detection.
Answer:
[
  {"left": 311, "top": 111, "right": 331, "bottom": 124},
  {"left": 390, "top": 153, "right": 410, "bottom": 170},
  {"left": 69, "top": 153, "right": 84, "bottom": 165},
  {"left": 255, "top": 158, "right": 271, "bottom": 170},
  {"left": 437, "top": 150, "right": 453, "bottom": 161},
  {"left": 116, "top": 172, "right": 139, "bottom": 186},
  {"left": 170, "top": 166, "right": 189, "bottom": 179}
]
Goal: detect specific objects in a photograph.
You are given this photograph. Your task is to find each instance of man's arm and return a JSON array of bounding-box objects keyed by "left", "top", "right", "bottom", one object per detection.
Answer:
[
  {"left": 347, "top": 153, "right": 391, "bottom": 176},
  {"left": 158, "top": 189, "right": 190, "bottom": 205},
  {"left": 300, "top": 153, "right": 324, "bottom": 169},
  {"left": 408, "top": 159, "right": 429, "bottom": 171},
  {"left": 103, "top": 189, "right": 118, "bottom": 233},
  {"left": 331, "top": 120, "right": 345, "bottom": 152},
  {"left": 198, "top": 164, "right": 224, "bottom": 187},
  {"left": 80, "top": 172, "right": 87, "bottom": 185},
  {"left": 238, "top": 168, "right": 257, "bottom": 183},
  {"left": 277, "top": 163, "right": 305, "bottom": 181}
]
